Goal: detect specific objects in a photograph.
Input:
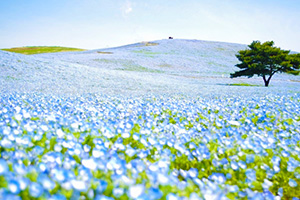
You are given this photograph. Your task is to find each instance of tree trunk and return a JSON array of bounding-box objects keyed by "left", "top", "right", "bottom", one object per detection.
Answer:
[
  {"left": 265, "top": 80, "right": 270, "bottom": 87},
  {"left": 262, "top": 75, "right": 272, "bottom": 87}
]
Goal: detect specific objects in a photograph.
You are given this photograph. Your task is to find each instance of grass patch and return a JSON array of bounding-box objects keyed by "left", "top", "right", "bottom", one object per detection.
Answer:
[
  {"left": 118, "top": 64, "right": 163, "bottom": 73},
  {"left": 93, "top": 59, "right": 121, "bottom": 64},
  {"left": 97, "top": 51, "right": 113, "bottom": 54},
  {"left": 133, "top": 49, "right": 162, "bottom": 57},
  {"left": 208, "top": 62, "right": 227, "bottom": 68},
  {"left": 1, "top": 46, "right": 86, "bottom": 55},
  {"left": 158, "top": 64, "right": 173, "bottom": 68},
  {"left": 290, "top": 79, "right": 300, "bottom": 82},
  {"left": 227, "top": 83, "right": 260, "bottom": 86},
  {"left": 216, "top": 47, "right": 226, "bottom": 51},
  {"left": 93, "top": 58, "right": 163, "bottom": 73},
  {"left": 138, "top": 42, "right": 159, "bottom": 47},
  {"left": 5, "top": 76, "right": 19, "bottom": 81},
  {"left": 117, "top": 61, "right": 163, "bottom": 73}
]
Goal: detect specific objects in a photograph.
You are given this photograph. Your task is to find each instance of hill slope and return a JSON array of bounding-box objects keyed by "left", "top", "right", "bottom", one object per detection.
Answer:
[
  {"left": 1, "top": 39, "right": 299, "bottom": 95},
  {"left": 37, "top": 39, "right": 245, "bottom": 77}
]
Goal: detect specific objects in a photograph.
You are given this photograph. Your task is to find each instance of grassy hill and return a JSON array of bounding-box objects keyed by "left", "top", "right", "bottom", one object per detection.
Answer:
[
  {"left": 0, "top": 39, "right": 299, "bottom": 95},
  {"left": 1, "top": 46, "right": 85, "bottom": 55}
]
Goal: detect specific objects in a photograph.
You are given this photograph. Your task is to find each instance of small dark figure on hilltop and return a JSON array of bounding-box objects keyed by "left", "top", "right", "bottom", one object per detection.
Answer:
[{"left": 169, "top": 37, "right": 173, "bottom": 39}]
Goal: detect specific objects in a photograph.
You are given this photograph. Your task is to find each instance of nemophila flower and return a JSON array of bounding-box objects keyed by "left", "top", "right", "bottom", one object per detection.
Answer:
[
  {"left": 246, "top": 154, "right": 255, "bottom": 164},
  {"left": 188, "top": 168, "right": 198, "bottom": 178},
  {"left": 125, "top": 147, "right": 136, "bottom": 157},
  {"left": 287, "top": 158, "right": 300, "bottom": 172},
  {"left": 239, "top": 191, "right": 247, "bottom": 198},
  {"left": 29, "top": 182, "right": 44, "bottom": 198},
  {"left": 112, "top": 187, "right": 124, "bottom": 198},
  {"left": 94, "top": 195, "right": 114, "bottom": 200},
  {"left": 209, "top": 173, "right": 226, "bottom": 184},
  {"left": 71, "top": 179, "right": 88, "bottom": 192},
  {"left": 0, "top": 159, "right": 9, "bottom": 175},
  {"left": 276, "top": 187, "right": 283, "bottom": 198},
  {"left": 13, "top": 163, "right": 26, "bottom": 175},
  {"left": 96, "top": 180, "right": 108, "bottom": 193},
  {"left": 82, "top": 158, "right": 97, "bottom": 170},
  {"left": 37, "top": 174, "right": 55, "bottom": 191},
  {"left": 18, "top": 177, "right": 29, "bottom": 191},
  {"left": 8, "top": 180, "right": 21, "bottom": 194},
  {"left": 289, "top": 179, "right": 298, "bottom": 187},
  {"left": 92, "top": 148, "right": 106, "bottom": 158},
  {"left": 262, "top": 179, "right": 273, "bottom": 190},
  {"left": 129, "top": 184, "right": 145, "bottom": 199},
  {"left": 157, "top": 173, "right": 169, "bottom": 185},
  {"left": 0, "top": 137, "right": 13, "bottom": 148},
  {"left": 281, "top": 150, "right": 290, "bottom": 157},
  {"left": 227, "top": 185, "right": 239, "bottom": 193},
  {"left": 166, "top": 193, "right": 180, "bottom": 200},
  {"left": 263, "top": 191, "right": 275, "bottom": 200},
  {"left": 230, "top": 161, "right": 239, "bottom": 171},
  {"left": 106, "top": 157, "right": 124, "bottom": 171},
  {"left": 51, "top": 168, "right": 70, "bottom": 183},
  {"left": 245, "top": 169, "right": 256, "bottom": 183},
  {"left": 189, "top": 192, "right": 202, "bottom": 200},
  {"left": 48, "top": 194, "right": 67, "bottom": 200},
  {"left": 247, "top": 192, "right": 265, "bottom": 200},
  {"left": 0, "top": 194, "right": 22, "bottom": 200},
  {"left": 78, "top": 167, "right": 93, "bottom": 181}
]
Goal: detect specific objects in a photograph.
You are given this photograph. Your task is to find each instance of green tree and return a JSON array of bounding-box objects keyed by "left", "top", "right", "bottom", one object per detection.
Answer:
[{"left": 230, "top": 41, "right": 300, "bottom": 87}]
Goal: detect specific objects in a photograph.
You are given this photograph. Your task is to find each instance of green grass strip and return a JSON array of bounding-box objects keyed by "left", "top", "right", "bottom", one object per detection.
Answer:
[{"left": 1, "top": 46, "right": 86, "bottom": 55}]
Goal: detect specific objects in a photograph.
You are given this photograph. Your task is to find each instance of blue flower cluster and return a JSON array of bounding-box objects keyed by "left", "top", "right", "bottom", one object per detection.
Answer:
[{"left": 0, "top": 93, "right": 299, "bottom": 199}]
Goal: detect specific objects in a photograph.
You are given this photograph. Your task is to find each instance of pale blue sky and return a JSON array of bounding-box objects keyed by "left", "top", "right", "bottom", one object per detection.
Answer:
[{"left": 1, "top": 0, "right": 300, "bottom": 51}]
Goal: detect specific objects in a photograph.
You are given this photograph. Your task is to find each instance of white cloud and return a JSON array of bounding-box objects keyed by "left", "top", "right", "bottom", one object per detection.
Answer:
[{"left": 121, "top": 1, "right": 133, "bottom": 16}]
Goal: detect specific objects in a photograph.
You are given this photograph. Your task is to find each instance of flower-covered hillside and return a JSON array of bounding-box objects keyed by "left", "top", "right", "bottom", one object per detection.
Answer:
[{"left": 1, "top": 39, "right": 299, "bottom": 95}]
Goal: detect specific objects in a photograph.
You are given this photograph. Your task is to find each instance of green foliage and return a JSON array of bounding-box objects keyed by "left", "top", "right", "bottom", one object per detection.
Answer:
[
  {"left": 61, "top": 188, "right": 73, "bottom": 199},
  {"left": 0, "top": 176, "right": 7, "bottom": 188},
  {"left": 130, "top": 123, "right": 141, "bottom": 134},
  {"left": 20, "top": 188, "right": 35, "bottom": 200},
  {"left": 23, "top": 159, "right": 30, "bottom": 167},
  {"left": 1, "top": 46, "right": 85, "bottom": 55},
  {"left": 287, "top": 53, "right": 300, "bottom": 75},
  {"left": 97, "top": 51, "right": 113, "bottom": 54},
  {"left": 26, "top": 170, "right": 39, "bottom": 182},
  {"left": 82, "top": 135, "right": 96, "bottom": 148},
  {"left": 72, "top": 155, "right": 81, "bottom": 164},
  {"left": 230, "top": 41, "right": 300, "bottom": 87},
  {"left": 49, "top": 137, "right": 57, "bottom": 151},
  {"left": 227, "top": 83, "right": 260, "bottom": 87},
  {"left": 73, "top": 132, "right": 81, "bottom": 139},
  {"left": 32, "top": 133, "right": 48, "bottom": 148}
]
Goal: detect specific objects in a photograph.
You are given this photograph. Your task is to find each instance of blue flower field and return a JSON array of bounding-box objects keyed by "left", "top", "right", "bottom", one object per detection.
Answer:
[
  {"left": 0, "top": 39, "right": 300, "bottom": 199},
  {"left": 0, "top": 93, "right": 299, "bottom": 199}
]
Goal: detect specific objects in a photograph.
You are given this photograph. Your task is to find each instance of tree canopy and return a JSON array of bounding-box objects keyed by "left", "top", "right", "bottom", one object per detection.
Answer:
[{"left": 230, "top": 41, "right": 300, "bottom": 87}]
